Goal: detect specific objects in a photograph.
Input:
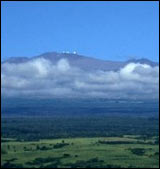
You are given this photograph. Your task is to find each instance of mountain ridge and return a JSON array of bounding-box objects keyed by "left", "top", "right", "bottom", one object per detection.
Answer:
[{"left": 2, "top": 52, "right": 159, "bottom": 71}]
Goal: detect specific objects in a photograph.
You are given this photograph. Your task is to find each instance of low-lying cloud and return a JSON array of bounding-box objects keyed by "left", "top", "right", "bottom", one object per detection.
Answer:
[{"left": 1, "top": 58, "right": 159, "bottom": 99}]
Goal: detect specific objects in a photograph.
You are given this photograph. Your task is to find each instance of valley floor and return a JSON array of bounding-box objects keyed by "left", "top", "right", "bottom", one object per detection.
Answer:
[{"left": 1, "top": 136, "right": 159, "bottom": 168}]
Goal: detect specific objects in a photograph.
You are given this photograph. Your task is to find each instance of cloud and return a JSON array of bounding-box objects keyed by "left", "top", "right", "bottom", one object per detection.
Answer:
[{"left": 1, "top": 58, "right": 159, "bottom": 99}]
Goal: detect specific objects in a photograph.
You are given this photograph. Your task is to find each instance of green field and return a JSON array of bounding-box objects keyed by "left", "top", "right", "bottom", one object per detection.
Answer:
[{"left": 1, "top": 136, "right": 159, "bottom": 168}]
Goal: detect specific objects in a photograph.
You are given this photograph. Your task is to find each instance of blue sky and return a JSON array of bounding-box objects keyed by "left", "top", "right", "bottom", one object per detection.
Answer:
[{"left": 1, "top": 1, "right": 159, "bottom": 62}]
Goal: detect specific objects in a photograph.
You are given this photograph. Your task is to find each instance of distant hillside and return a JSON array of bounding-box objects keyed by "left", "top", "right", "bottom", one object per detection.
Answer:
[{"left": 2, "top": 52, "right": 159, "bottom": 71}]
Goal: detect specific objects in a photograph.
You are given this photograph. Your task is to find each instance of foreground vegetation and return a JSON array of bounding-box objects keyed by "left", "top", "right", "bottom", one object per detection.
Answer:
[
  {"left": 2, "top": 115, "right": 159, "bottom": 168},
  {"left": 1, "top": 136, "right": 159, "bottom": 168}
]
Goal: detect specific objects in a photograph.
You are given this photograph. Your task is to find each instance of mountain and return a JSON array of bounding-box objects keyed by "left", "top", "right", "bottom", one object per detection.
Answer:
[
  {"left": 2, "top": 52, "right": 159, "bottom": 71},
  {"left": 125, "top": 58, "right": 158, "bottom": 67}
]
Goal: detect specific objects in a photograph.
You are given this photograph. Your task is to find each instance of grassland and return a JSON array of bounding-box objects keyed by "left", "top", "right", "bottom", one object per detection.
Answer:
[{"left": 1, "top": 136, "right": 159, "bottom": 168}]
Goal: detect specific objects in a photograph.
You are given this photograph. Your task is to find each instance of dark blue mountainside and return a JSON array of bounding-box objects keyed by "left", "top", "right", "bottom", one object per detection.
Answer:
[{"left": 1, "top": 98, "right": 159, "bottom": 118}]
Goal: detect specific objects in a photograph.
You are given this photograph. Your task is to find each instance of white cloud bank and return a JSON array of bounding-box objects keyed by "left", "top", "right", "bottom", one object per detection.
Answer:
[{"left": 1, "top": 58, "right": 159, "bottom": 99}]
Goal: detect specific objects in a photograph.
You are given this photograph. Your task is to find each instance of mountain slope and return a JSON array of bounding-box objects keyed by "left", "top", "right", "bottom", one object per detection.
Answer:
[{"left": 2, "top": 52, "right": 159, "bottom": 71}]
